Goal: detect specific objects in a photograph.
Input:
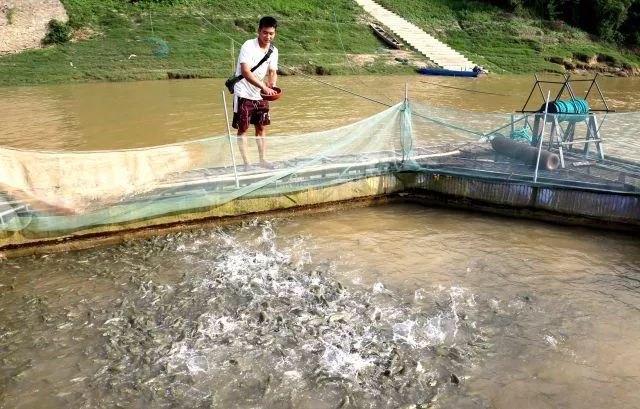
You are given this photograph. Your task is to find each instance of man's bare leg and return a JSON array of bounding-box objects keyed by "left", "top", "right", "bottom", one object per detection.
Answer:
[
  {"left": 237, "top": 131, "right": 250, "bottom": 166},
  {"left": 255, "top": 124, "right": 272, "bottom": 168}
]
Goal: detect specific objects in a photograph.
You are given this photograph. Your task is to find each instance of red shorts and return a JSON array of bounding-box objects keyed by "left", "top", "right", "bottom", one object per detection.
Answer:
[{"left": 233, "top": 98, "right": 271, "bottom": 133}]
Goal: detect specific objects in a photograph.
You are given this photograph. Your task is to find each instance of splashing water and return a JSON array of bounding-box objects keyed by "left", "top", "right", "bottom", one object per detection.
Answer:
[
  {"left": 0, "top": 219, "right": 526, "bottom": 408},
  {"left": 81, "top": 221, "right": 502, "bottom": 408}
]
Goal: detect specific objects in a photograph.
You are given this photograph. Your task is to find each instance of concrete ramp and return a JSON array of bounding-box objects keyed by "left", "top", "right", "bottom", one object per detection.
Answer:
[{"left": 355, "top": 0, "right": 475, "bottom": 71}]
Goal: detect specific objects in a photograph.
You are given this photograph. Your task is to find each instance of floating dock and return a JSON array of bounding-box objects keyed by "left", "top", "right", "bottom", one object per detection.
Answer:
[{"left": 0, "top": 140, "right": 638, "bottom": 257}]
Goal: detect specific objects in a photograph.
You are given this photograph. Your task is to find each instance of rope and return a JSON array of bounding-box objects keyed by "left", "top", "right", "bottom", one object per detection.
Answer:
[
  {"left": 181, "top": 0, "right": 392, "bottom": 107},
  {"left": 510, "top": 126, "right": 532, "bottom": 142},
  {"left": 334, "top": 11, "right": 356, "bottom": 74},
  {"left": 180, "top": 0, "right": 486, "bottom": 137},
  {"left": 413, "top": 111, "right": 485, "bottom": 137},
  {"left": 486, "top": 115, "right": 529, "bottom": 136},
  {"left": 420, "top": 80, "right": 510, "bottom": 96},
  {"left": 182, "top": 0, "right": 241, "bottom": 46},
  {"left": 292, "top": 72, "right": 393, "bottom": 107},
  {"left": 332, "top": 11, "right": 394, "bottom": 104},
  {"left": 278, "top": 74, "right": 487, "bottom": 137}
]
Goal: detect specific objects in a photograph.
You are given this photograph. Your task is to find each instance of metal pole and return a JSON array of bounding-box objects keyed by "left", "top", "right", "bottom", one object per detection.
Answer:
[
  {"left": 594, "top": 77, "right": 611, "bottom": 112},
  {"left": 554, "top": 73, "right": 568, "bottom": 102},
  {"left": 401, "top": 82, "right": 409, "bottom": 164},
  {"left": 222, "top": 91, "right": 240, "bottom": 188},
  {"left": 519, "top": 74, "right": 537, "bottom": 112},
  {"left": 584, "top": 73, "right": 597, "bottom": 101},
  {"left": 534, "top": 90, "right": 551, "bottom": 183},
  {"left": 231, "top": 40, "right": 235, "bottom": 72}
]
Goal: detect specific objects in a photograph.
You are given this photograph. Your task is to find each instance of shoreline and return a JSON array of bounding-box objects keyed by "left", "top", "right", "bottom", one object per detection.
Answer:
[
  {"left": 1, "top": 59, "right": 638, "bottom": 89},
  {"left": 0, "top": 0, "right": 638, "bottom": 87}
]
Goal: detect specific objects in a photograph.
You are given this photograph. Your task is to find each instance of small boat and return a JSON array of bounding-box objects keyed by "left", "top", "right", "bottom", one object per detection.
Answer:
[
  {"left": 417, "top": 67, "right": 479, "bottom": 78},
  {"left": 370, "top": 24, "right": 403, "bottom": 49}
]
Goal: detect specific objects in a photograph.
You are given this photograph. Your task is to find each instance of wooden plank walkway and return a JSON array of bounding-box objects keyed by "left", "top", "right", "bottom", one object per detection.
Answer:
[{"left": 354, "top": 0, "right": 476, "bottom": 71}]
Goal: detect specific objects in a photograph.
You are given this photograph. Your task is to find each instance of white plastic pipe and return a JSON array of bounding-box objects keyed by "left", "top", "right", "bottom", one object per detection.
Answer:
[
  {"left": 222, "top": 91, "right": 240, "bottom": 188},
  {"left": 534, "top": 91, "right": 551, "bottom": 183}
]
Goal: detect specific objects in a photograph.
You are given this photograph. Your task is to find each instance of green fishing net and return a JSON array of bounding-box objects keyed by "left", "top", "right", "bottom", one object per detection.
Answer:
[{"left": 0, "top": 100, "right": 638, "bottom": 243}]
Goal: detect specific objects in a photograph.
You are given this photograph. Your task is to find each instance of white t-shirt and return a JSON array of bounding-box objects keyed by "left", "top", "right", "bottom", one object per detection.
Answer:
[{"left": 233, "top": 38, "right": 278, "bottom": 102}]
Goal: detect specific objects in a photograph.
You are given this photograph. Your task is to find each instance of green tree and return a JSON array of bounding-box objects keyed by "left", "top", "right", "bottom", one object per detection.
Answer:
[
  {"left": 42, "top": 20, "right": 71, "bottom": 45},
  {"left": 481, "top": 0, "right": 637, "bottom": 44},
  {"left": 619, "top": 0, "right": 640, "bottom": 45}
]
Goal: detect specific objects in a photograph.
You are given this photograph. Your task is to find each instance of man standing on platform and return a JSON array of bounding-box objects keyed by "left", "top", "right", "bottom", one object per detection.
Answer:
[{"left": 232, "top": 16, "right": 279, "bottom": 171}]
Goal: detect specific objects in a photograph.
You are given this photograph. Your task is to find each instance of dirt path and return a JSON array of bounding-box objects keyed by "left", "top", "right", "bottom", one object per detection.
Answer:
[{"left": 0, "top": 0, "right": 67, "bottom": 55}]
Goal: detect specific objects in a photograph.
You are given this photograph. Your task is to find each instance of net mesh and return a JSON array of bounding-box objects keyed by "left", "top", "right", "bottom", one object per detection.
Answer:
[{"left": 0, "top": 101, "right": 638, "bottom": 240}]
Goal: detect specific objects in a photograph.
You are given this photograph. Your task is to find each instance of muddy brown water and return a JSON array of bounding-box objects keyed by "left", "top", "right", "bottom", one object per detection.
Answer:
[
  {"left": 1, "top": 75, "right": 640, "bottom": 150},
  {"left": 1, "top": 75, "right": 639, "bottom": 408}
]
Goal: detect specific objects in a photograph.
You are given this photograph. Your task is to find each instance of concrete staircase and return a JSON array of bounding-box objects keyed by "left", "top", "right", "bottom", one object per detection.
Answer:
[{"left": 354, "top": 0, "right": 475, "bottom": 71}]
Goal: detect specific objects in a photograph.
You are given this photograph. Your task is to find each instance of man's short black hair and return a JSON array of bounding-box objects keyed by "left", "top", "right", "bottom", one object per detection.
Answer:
[{"left": 259, "top": 16, "right": 278, "bottom": 30}]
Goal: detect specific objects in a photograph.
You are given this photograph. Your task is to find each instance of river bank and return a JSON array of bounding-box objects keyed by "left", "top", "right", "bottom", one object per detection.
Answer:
[{"left": 0, "top": 0, "right": 638, "bottom": 86}]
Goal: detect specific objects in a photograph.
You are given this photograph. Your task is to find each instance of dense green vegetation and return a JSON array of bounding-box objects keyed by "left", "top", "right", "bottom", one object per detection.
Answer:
[
  {"left": 42, "top": 20, "right": 72, "bottom": 45},
  {"left": 0, "top": 0, "right": 638, "bottom": 86},
  {"left": 485, "top": 0, "right": 640, "bottom": 46}
]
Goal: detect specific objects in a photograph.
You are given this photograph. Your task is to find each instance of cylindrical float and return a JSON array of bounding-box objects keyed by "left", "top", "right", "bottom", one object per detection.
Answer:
[{"left": 490, "top": 134, "right": 560, "bottom": 171}]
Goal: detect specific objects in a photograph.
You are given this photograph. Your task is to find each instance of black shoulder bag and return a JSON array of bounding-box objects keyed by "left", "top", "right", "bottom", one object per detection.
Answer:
[{"left": 225, "top": 45, "right": 274, "bottom": 94}]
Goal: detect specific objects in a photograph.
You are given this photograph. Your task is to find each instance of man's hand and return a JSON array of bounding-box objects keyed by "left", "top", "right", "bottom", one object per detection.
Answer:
[{"left": 262, "top": 85, "right": 277, "bottom": 96}]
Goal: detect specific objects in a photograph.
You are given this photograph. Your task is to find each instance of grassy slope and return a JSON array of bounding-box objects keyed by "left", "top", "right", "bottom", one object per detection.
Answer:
[
  {"left": 0, "top": 0, "right": 415, "bottom": 86},
  {"left": 0, "top": 0, "right": 638, "bottom": 86},
  {"left": 378, "top": 0, "right": 640, "bottom": 73}
]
